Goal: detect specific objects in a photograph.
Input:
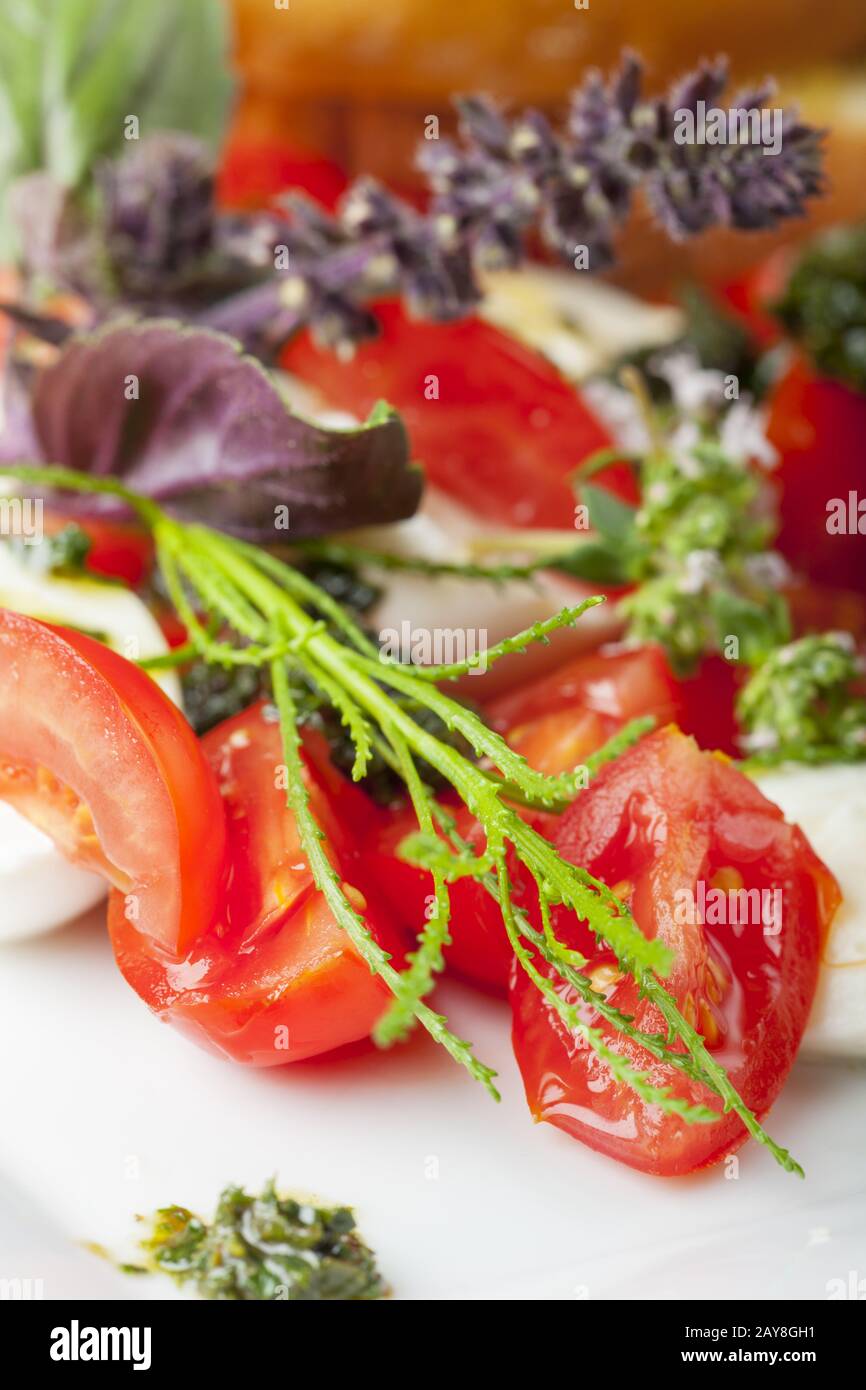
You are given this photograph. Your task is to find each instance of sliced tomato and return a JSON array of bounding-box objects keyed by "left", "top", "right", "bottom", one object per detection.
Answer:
[
  {"left": 484, "top": 644, "right": 681, "bottom": 765},
  {"left": 109, "top": 702, "right": 405, "bottom": 1066},
  {"left": 364, "top": 800, "right": 518, "bottom": 993},
  {"left": 673, "top": 654, "right": 741, "bottom": 758},
  {"left": 282, "top": 302, "right": 612, "bottom": 528},
  {"left": 485, "top": 642, "right": 744, "bottom": 762},
  {"left": 511, "top": 728, "right": 838, "bottom": 1176},
  {"left": 766, "top": 353, "right": 866, "bottom": 595},
  {"left": 786, "top": 578, "right": 866, "bottom": 644},
  {"left": 366, "top": 647, "right": 683, "bottom": 993},
  {"left": 0, "top": 610, "right": 226, "bottom": 953}
]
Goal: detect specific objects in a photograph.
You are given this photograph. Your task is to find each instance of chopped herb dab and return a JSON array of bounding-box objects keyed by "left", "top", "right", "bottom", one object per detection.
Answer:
[
  {"left": 0, "top": 463, "right": 806, "bottom": 1176},
  {"left": 138, "top": 1181, "right": 387, "bottom": 1301}
]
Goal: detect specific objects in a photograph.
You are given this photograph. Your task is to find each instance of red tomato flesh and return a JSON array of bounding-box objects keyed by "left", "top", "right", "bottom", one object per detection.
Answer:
[
  {"left": 0, "top": 610, "right": 226, "bottom": 954},
  {"left": 510, "top": 728, "right": 838, "bottom": 1176},
  {"left": 110, "top": 703, "right": 405, "bottom": 1066},
  {"left": 365, "top": 646, "right": 682, "bottom": 993},
  {"left": 282, "top": 302, "right": 612, "bottom": 528},
  {"left": 766, "top": 354, "right": 866, "bottom": 596}
]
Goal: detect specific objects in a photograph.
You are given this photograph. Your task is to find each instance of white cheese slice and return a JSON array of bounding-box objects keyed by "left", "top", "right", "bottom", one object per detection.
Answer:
[
  {"left": 0, "top": 544, "right": 181, "bottom": 704},
  {"left": 752, "top": 762, "right": 866, "bottom": 1060},
  {"left": 0, "top": 802, "right": 104, "bottom": 940},
  {"left": 347, "top": 486, "right": 622, "bottom": 692},
  {"left": 479, "top": 267, "right": 684, "bottom": 381}
]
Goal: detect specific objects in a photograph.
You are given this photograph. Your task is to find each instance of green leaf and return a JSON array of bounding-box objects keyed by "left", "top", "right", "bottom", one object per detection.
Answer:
[
  {"left": 708, "top": 587, "right": 789, "bottom": 667},
  {"left": 580, "top": 481, "right": 638, "bottom": 545},
  {"left": 550, "top": 537, "right": 631, "bottom": 585},
  {"left": 0, "top": 0, "right": 233, "bottom": 246}
]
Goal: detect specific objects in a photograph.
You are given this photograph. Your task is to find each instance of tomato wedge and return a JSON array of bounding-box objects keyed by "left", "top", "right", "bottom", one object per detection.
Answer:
[
  {"left": 510, "top": 728, "right": 838, "bottom": 1176},
  {"left": 282, "top": 302, "right": 612, "bottom": 528},
  {"left": 365, "top": 800, "right": 520, "bottom": 993},
  {"left": 0, "top": 610, "right": 226, "bottom": 953},
  {"left": 366, "top": 646, "right": 681, "bottom": 992},
  {"left": 484, "top": 643, "right": 682, "bottom": 772},
  {"left": 109, "top": 703, "right": 406, "bottom": 1066}
]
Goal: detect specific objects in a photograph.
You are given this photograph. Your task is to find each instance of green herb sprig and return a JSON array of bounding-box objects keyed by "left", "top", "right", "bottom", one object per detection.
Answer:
[{"left": 0, "top": 463, "right": 803, "bottom": 1173}]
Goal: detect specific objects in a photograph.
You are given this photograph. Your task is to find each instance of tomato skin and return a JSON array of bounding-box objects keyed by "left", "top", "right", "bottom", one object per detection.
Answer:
[
  {"left": 766, "top": 354, "right": 866, "bottom": 595},
  {"left": 43, "top": 509, "right": 154, "bottom": 588},
  {"left": 282, "top": 302, "right": 612, "bottom": 528},
  {"left": 510, "top": 728, "right": 838, "bottom": 1176},
  {"left": 485, "top": 644, "right": 680, "bottom": 747},
  {"left": 486, "top": 641, "right": 744, "bottom": 762},
  {"left": 110, "top": 703, "right": 405, "bottom": 1066},
  {"left": 0, "top": 611, "right": 226, "bottom": 954},
  {"left": 366, "top": 647, "right": 683, "bottom": 993},
  {"left": 674, "top": 654, "right": 741, "bottom": 758},
  {"left": 364, "top": 800, "right": 519, "bottom": 993}
]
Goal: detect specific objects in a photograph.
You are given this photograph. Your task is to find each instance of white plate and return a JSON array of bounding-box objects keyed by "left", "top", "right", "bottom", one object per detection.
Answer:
[{"left": 1, "top": 906, "right": 864, "bottom": 1301}]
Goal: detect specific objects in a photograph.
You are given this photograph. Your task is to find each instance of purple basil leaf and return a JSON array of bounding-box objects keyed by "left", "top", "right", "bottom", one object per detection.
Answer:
[{"left": 5, "top": 319, "right": 422, "bottom": 540}]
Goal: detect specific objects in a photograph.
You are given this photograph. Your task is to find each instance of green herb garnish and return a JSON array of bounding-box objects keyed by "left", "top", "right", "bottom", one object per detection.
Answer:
[
  {"left": 738, "top": 632, "right": 866, "bottom": 766},
  {"left": 775, "top": 222, "right": 866, "bottom": 394},
  {"left": 139, "top": 1181, "right": 386, "bottom": 1301}
]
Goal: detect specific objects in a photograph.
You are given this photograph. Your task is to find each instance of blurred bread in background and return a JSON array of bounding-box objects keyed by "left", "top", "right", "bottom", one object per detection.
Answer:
[{"left": 228, "top": 0, "right": 866, "bottom": 292}]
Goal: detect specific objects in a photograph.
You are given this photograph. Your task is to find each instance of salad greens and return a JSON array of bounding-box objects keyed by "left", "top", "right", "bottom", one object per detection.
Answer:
[
  {"left": 0, "top": 462, "right": 806, "bottom": 1176},
  {"left": 138, "top": 1181, "right": 386, "bottom": 1301},
  {"left": 5, "top": 521, "right": 91, "bottom": 576}
]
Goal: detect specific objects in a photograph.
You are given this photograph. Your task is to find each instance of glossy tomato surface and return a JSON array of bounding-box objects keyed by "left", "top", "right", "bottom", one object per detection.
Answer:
[
  {"left": 510, "top": 728, "right": 838, "bottom": 1176},
  {"left": 484, "top": 643, "right": 682, "bottom": 770},
  {"left": 283, "top": 302, "right": 612, "bottom": 528},
  {"left": 0, "top": 610, "right": 226, "bottom": 954},
  {"left": 110, "top": 703, "right": 405, "bottom": 1066},
  {"left": 365, "top": 799, "right": 522, "bottom": 993},
  {"left": 366, "top": 647, "right": 683, "bottom": 993}
]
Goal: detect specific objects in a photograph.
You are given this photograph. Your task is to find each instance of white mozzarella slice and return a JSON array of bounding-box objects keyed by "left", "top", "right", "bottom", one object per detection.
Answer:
[
  {"left": 348, "top": 487, "right": 622, "bottom": 692},
  {"left": 0, "top": 802, "right": 104, "bottom": 940},
  {"left": 479, "top": 267, "right": 684, "bottom": 381},
  {"left": 0, "top": 544, "right": 181, "bottom": 704},
  {"left": 751, "top": 762, "right": 866, "bottom": 1060}
]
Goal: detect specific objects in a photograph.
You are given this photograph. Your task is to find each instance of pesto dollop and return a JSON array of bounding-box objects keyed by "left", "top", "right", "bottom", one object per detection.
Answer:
[{"left": 139, "top": 1180, "right": 387, "bottom": 1301}]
